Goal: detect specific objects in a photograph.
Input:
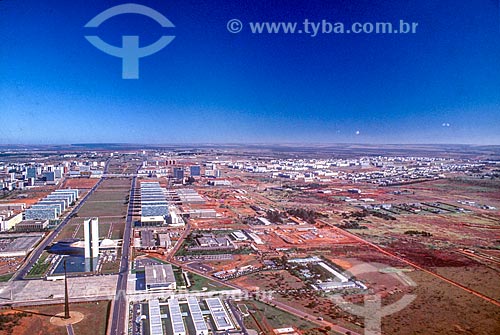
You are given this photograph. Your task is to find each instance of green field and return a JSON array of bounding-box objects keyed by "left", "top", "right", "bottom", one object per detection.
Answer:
[
  {"left": 56, "top": 217, "right": 124, "bottom": 241},
  {"left": 54, "top": 176, "right": 130, "bottom": 243},
  {"left": 0, "top": 273, "right": 13, "bottom": 282},
  {"left": 242, "top": 300, "right": 325, "bottom": 333},
  {"left": 85, "top": 190, "right": 130, "bottom": 201},
  {"left": 186, "top": 272, "right": 230, "bottom": 291},
  {"left": 77, "top": 200, "right": 128, "bottom": 217}
]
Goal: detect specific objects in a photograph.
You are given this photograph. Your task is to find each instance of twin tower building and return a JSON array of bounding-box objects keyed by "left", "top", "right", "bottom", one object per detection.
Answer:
[{"left": 83, "top": 217, "right": 99, "bottom": 259}]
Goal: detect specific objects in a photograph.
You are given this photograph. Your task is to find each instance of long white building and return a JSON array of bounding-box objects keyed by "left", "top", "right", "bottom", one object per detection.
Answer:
[
  {"left": 148, "top": 299, "right": 164, "bottom": 335},
  {"left": 168, "top": 298, "right": 186, "bottom": 335},
  {"left": 205, "top": 298, "right": 234, "bottom": 331},
  {"left": 187, "top": 297, "right": 209, "bottom": 335}
]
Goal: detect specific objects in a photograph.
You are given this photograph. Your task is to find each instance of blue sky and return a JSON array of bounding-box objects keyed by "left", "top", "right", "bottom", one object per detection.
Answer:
[{"left": 0, "top": 0, "right": 499, "bottom": 144}]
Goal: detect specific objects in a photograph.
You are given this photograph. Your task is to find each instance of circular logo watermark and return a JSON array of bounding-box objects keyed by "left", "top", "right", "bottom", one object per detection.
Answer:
[
  {"left": 84, "top": 4, "right": 175, "bottom": 79},
  {"left": 330, "top": 263, "right": 417, "bottom": 335},
  {"left": 227, "top": 19, "right": 243, "bottom": 33}
]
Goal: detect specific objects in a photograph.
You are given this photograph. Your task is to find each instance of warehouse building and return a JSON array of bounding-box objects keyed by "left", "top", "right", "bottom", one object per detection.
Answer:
[
  {"left": 232, "top": 231, "right": 248, "bottom": 241},
  {"left": 139, "top": 230, "right": 156, "bottom": 250},
  {"left": 187, "top": 209, "right": 217, "bottom": 219},
  {"left": 177, "top": 189, "right": 205, "bottom": 204}
]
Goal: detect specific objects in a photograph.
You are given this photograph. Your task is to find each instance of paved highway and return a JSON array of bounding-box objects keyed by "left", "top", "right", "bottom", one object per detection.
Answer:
[
  {"left": 165, "top": 221, "right": 191, "bottom": 262},
  {"left": 109, "top": 176, "right": 136, "bottom": 335}
]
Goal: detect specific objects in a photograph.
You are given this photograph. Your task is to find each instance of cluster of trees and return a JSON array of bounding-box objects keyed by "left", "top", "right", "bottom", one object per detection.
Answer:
[
  {"left": 265, "top": 208, "right": 326, "bottom": 225},
  {"left": 370, "top": 210, "right": 396, "bottom": 221},
  {"left": 404, "top": 230, "right": 432, "bottom": 237},
  {"left": 0, "top": 312, "right": 29, "bottom": 332},
  {"left": 271, "top": 256, "right": 289, "bottom": 268},
  {"left": 336, "top": 221, "right": 368, "bottom": 230},
  {"left": 342, "top": 210, "right": 369, "bottom": 219},
  {"left": 266, "top": 210, "right": 284, "bottom": 224},
  {"left": 342, "top": 209, "right": 396, "bottom": 221},
  {"left": 287, "top": 208, "right": 325, "bottom": 224}
]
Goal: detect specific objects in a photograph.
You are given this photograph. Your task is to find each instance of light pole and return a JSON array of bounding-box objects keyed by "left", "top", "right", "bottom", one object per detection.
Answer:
[{"left": 64, "top": 259, "right": 70, "bottom": 319}]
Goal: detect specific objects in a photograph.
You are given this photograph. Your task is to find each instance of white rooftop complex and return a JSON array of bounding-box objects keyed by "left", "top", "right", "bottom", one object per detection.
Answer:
[
  {"left": 148, "top": 299, "right": 164, "bottom": 335},
  {"left": 187, "top": 297, "right": 209, "bottom": 335},
  {"left": 205, "top": 298, "right": 234, "bottom": 331},
  {"left": 168, "top": 298, "right": 186, "bottom": 335}
]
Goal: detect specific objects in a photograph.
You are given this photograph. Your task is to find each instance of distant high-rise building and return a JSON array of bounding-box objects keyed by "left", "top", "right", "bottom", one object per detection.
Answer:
[
  {"left": 173, "top": 167, "right": 184, "bottom": 180},
  {"left": 83, "top": 218, "right": 99, "bottom": 259},
  {"left": 190, "top": 165, "right": 201, "bottom": 177},
  {"left": 54, "top": 167, "right": 63, "bottom": 179},
  {"left": 44, "top": 171, "right": 55, "bottom": 182},
  {"left": 26, "top": 167, "right": 36, "bottom": 179},
  {"left": 205, "top": 169, "right": 222, "bottom": 178}
]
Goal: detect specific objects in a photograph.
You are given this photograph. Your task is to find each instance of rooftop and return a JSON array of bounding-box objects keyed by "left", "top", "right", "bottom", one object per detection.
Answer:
[{"left": 145, "top": 264, "right": 176, "bottom": 288}]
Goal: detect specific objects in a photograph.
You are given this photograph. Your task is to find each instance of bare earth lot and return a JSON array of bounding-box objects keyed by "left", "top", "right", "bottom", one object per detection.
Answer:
[
  {"left": 0, "top": 301, "right": 110, "bottom": 335},
  {"left": 383, "top": 270, "right": 500, "bottom": 335}
]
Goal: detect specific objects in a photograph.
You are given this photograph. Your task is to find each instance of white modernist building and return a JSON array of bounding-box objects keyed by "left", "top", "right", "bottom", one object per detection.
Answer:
[
  {"left": 148, "top": 299, "right": 164, "bottom": 335},
  {"left": 83, "top": 217, "right": 99, "bottom": 258},
  {"left": 168, "top": 298, "right": 186, "bottom": 335},
  {"left": 205, "top": 298, "right": 234, "bottom": 331},
  {"left": 187, "top": 297, "right": 209, "bottom": 335}
]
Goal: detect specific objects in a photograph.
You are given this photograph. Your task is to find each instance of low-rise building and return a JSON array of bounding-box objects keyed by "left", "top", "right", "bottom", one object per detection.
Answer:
[
  {"left": 145, "top": 264, "right": 176, "bottom": 291},
  {"left": 0, "top": 211, "right": 23, "bottom": 231},
  {"left": 14, "top": 219, "right": 49, "bottom": 232}
]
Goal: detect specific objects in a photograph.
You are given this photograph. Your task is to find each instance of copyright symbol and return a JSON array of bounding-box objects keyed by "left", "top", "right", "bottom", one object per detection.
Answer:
[{"left": 227, "top": 19, "right": 243, "bottom": 33}]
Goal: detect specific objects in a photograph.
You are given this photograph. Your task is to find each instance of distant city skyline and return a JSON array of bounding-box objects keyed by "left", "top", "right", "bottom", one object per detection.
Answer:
[{"left": 1, "top": 0, "right": 499, "bottom": 145}]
